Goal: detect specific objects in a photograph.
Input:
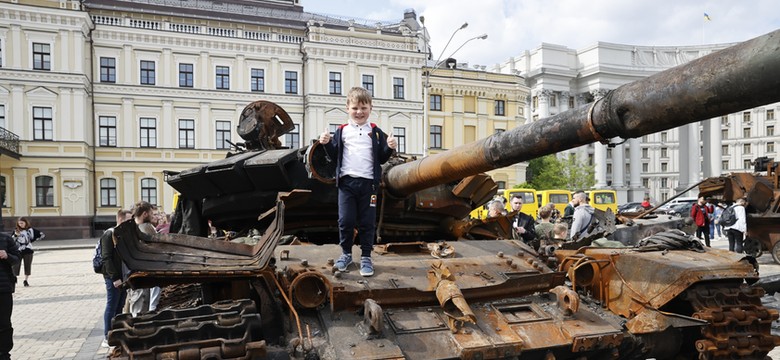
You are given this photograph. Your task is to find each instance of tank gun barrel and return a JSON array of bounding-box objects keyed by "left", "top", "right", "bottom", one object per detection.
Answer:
[{"left": 386, "top": 29, "right": 780, "bottom": 198}]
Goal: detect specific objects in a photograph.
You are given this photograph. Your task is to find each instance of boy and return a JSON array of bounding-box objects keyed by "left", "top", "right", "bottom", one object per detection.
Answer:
[{"left": 319, "top": 87, "right": 396, "bottom": 276}]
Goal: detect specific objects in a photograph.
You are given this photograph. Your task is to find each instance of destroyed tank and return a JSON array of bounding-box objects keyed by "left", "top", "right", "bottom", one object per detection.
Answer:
[{"left": 109, "top": 29, "right": 780, "bottom": 360}]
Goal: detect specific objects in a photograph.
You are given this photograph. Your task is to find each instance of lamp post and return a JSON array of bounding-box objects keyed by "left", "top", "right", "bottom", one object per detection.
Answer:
[{"left": 420, "top": 18, "right": 486, "bottom": 156}]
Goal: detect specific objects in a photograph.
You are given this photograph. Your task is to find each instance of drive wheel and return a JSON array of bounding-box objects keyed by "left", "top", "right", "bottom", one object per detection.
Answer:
[
  {"left": 743, "top": 237, "right": 762, "bottom": 258},
  {"left": 771, "top": 240, "right": 780, "bottom": 265}
]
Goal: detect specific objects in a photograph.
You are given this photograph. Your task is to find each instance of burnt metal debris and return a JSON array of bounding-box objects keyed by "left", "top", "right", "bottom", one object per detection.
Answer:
[{"left": 110, "top": 29, "right": 780, "bottom": 359}]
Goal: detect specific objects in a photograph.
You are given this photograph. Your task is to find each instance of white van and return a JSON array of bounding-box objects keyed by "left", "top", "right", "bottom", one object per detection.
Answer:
[{"left": 658, "top": 197, "right": 698, "bottom": 214}]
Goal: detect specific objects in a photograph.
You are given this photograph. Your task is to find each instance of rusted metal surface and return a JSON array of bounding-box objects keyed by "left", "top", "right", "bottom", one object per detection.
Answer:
[
  {"left": 429, "top": 261, "right": 477, "bottom": 332},
  {"left": 386, "top": 29, "right": 780, "bottom": 198},
  {"left": 109, "top": 299, "right": 267, "bottom": 360}
]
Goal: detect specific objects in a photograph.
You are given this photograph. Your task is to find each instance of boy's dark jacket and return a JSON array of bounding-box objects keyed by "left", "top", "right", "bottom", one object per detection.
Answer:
[{"left": 323, "top": 123, "right": 394, "bottom": 187}]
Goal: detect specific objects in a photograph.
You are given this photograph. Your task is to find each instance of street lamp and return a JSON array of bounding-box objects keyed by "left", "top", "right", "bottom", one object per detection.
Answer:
[{"left": 420, "top": 19, "right": 486, "bottom": 156}]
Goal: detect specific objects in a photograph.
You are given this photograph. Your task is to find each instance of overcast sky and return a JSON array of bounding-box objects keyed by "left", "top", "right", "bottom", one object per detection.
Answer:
[{"left": 302, "top": 0, "right": 780, "bottom": 67}]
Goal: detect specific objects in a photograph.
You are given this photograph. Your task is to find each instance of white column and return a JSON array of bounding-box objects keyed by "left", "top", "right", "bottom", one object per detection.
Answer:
[
  {"left": 270, "top": 58, "right": 280, "bottom": 93},
  {"left": 199, "top": 52, "right": 210, "bottom": 89},
  {"left": 59, "top": 87, "right": 73, "bottom": 140},
  {"left": 676, "top": 125, "right": 690, "bottom": 193},
  {"left": 59, "top": 30, "right": 70, "bottom": 72},
  {"left": 74, "top": 30, "right": 85, "bottom": 74},
  {"left": 200, "top": 102, "right": 211, "bottom": 149},
  {"left": 123, "top": 45, "right": 133, "bottom": 84},
  {"left": 612, "top": 144, "right": 625, "bottom": 187},
  {"left": 591, "top": 89, "right": 609, "bottom": 188},
  {"left": 688, "top": 123, "right": 701, "bottom": 186},
  {"left": 12, "top": 167, "right": 28, "bottom": 216},
  {"left": 162, "top": 101, "right": 173, "bottom": 149},
  {"left": 708, "top": 118, "right": 722, "bottom": 176},
  {"left": 72, "top": 89, "right": 88, "bottom": 144},
  {"left": 629, "top": 138, "right": 644, "bottom": 201},
  {"left": 161, "top": 49, "right": 172, "bottom": 87},
  {"left": 10, "top": 85, "right": 23, "bottom": 136},
  {"left": 11, "top": 25, "right": 22, "bottom": 69},
  {"left": 122, "top": 171, "right": 135, "bottom": 210},
  {"left": 537, "top": 90, "right": 551, "bottom": 118},
  {"left": 122, "top": 98, "right": 134, "bottom": 146},
  {"left": 235, "top": 54, "right": 245, "bottom": 92}
]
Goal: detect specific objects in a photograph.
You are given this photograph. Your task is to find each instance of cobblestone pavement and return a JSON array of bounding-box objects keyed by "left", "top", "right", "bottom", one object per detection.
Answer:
[
  {"left": 11, "top": 247, "right": 110, "bottom": 360},
  {"left": 6, "top": 239, "right": 780, "bottom": 359}
]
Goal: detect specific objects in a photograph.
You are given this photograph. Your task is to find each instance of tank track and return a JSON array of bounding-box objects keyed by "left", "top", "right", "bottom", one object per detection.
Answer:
[
  {"left": 108, "top": 299, "right": 267, "bottom": 360},
  {"left": 684, "top": 283, "right": 780, "bottom": 360}
]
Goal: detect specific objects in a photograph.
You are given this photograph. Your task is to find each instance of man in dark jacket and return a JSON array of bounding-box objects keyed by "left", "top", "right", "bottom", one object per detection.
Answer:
[
  {"left": 510, "top": 194, "right": 537, "bottom": 248},
  {"left": 100, "top": 209, "right": 132, "bottom": 347},
  {"left": 0, "top": 232, "right": 20, "bottom": 360}
]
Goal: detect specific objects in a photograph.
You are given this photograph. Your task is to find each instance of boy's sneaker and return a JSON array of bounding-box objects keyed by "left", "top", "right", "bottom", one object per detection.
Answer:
[
  {"left": 335, "top": 253, "right": 352, "bottom": 272},
  {"left": 360, "top": 257, "right": 374, "bottom": 277}
]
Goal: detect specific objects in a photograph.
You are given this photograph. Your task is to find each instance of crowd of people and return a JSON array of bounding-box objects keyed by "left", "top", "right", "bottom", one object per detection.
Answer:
[{"left": 689, "top": 196, "right": 749, "bottom": 253}]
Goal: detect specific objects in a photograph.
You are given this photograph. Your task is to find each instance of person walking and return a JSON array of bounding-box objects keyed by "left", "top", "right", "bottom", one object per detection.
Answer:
[
  {"left": 100, "top": 209, "right": 132, "bottom": 348},
  {"left": 11, "top": 217, "right": 41, "bottom": 287},
  {"left": 319, "top": 86, "right": 396, "bottom": 277},
  {"left": 0, "top": 232, "right": 20, "bottom": 360},
  {"left": 724, "top": 198, "right": 748, "bottom": 253},
  {"left": 690, "top": 196, "right": 712, "bottom": 247},
  {"left": 713, "top": 203, "right": 725, "bottom": 239}
]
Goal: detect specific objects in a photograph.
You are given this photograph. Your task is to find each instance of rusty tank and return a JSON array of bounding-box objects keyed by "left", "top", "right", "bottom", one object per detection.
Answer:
[
  {"left": 698, "top": 156, "right": 780, "bottom": 262},
  {"left": 108, "top": 29, "right": 780, "bottom": 359}
]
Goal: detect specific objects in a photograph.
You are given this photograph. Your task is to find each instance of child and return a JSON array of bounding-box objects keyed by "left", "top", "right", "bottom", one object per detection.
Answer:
[
  {"left": 319, "top": 87, "right": 396, "bottom": 276},
  {"left": 552, "top": 223, "right": 568, "bottom": 243}
]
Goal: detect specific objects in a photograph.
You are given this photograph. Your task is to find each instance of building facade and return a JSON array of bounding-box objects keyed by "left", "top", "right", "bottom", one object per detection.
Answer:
[
  {"left": 498, "top": 41, "right": 779, "bottom": 203},
  {"left": 0, "top": 0, "right": 528, "bottom": 237}
]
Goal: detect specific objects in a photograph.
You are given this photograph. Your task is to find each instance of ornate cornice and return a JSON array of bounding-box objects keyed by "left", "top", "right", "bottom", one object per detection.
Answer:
[
  {"left": 0, "top": 4, "right": 92, "bottom": 34},
  {"left": 0, "top": 69, "right": 90, "bottom": 89}
]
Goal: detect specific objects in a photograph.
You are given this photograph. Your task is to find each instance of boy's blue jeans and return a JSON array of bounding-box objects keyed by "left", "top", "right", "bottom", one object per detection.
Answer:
[{"left": 337, "top": 176, "right": 377, "bottom": 258}]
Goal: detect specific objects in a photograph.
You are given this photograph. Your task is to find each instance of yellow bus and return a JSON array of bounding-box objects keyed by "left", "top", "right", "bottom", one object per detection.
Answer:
[
  {"left": 587, "top": 189, "right": 618, "bottom": 213},
  {"left": 536, "top": 189, "right": 571, "bottom": 215}
]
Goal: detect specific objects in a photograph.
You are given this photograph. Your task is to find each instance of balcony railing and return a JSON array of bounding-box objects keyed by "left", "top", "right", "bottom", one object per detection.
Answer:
[{"left": 0, "top": 127, "right": 21, "bottom": 159}]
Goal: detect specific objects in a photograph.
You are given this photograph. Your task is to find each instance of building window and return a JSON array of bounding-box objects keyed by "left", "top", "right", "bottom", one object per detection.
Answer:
[
  {"left": 532, "top": 96, "right": 539, "bottom": 109},
  {"left": 642, "top": 178, "right": 649, "bottom": 188},
  {"left": 743, "top": 128, "right": 751, "bottom": 138},
  {"left": 642, "top": 163, "right": 648, "bottom": 172},
  {"left": 430, "top": 95, "right": 442, "bottom": 111},
  {"left": 767, "top": 125, "right": 774, "bottom": 136},
  {"left": 140, "top": 60, "right": 155, "bottom": 85},
  {"left": 661, "top": 162, "right": 668, "bottom": 172},
  {"left": 430, "top": 125, "right": 442, "bottom": 149},
  {"left": 641, "top": 148, "right": 648, "bottom": 158},
  {"left": 393, "top": 127, "right": 406, "bottom": 153},
  {"left": 768, "top": 109, "right": 775, "bottom": 121},
  {"left": 549, "top": 95, "right": 556, "bottom": 107},
  {"left": 329, "top": 72, "right": 342, "bottom": 95},
  {"left": 721, "top": 115, "right": 729, "bottom": 125},
  {"left": 0, "top": 176, "right": 6, "bottom": 208},
  {"left": 606, "top": 149, "right": 612, "bottom": 159},
  {"left": 139, "top": 117, "right": 157, "bottom": 148},
  {"left": 362, "top": 75, "right": 374, "bottom": 95},
  {"left": 660, "top": 147, "right": 668, "bottom": 158},
  {"left": 140, "top": 178, "right": 157, "bottom": 205},
  {"left": 284, "top": 71, "right": 298, "bottom": 94},
  {"left": 32, "top": 106, "right": 53, "bottom": 141},
  {"left": 32, "top": 43, "right": 51, "bottom": 71},
  {"left": 99, "top": 116, "right": 117, "bottom": 147},
  {"left": 660, "top": 132, "right": 667, "bottom": 143},
  {"left": 100, "top": 178, "right": 117, "bottom": 207},
  {"left": 284, "top": 124, "right": 300, "bottom": 149},
  {"left": 606, "top": 163, "right": 612, "bottom": 174},
  {"left": 250, "top": 69, "right": 264, "bottom": 92},
  {"left": 179, "top": 63, "right": 193, "bottom": 87},
  {"left": 35, "top": 175, "right": 54, "bottom": 207},
  {"left": 721, "top": 129, "right": 728, "bottom": 139},
  {"left": 721, "top": 144, "right": 728, "bottom": 155},
  {"left": 743, "top": 144, "right": 751, "bottom": 154},
  {"left": 216, "top": 66, "right": 230, "bottom": 90},
  {"left": 568, "top": 96, "right": 575, "bottom": 108},
  {"left": 392, "top": 77, "right": 404, "bottom": 99},
  {"left": 0, "top": 105, "right": 4, "bottom": 129},
  {"left": 215, "top": 121, "right": 231, "bottom": 150},
  {"left": 767, "top": 142, "right": 775, "bottom": 153},
  {"left": 744, "top": 160, "right": 752, "bottom": 169},
  {"left": 178, "top": 119, "right": 195, "bottom": 149},
  {"left": 722, "top": 160, "right": 729, "bottom": 170},
  {"left": 743, "top": 111, "right": 751, "bottom": 123},
  {"left": 661, "top": 178, "right": 668, "bottom": 188},
  {"left": 495, "top": 100, "right": 505, "bottom": 116},
  {"left": 100, "top": 57, "right": 116, "bottom": 83}
]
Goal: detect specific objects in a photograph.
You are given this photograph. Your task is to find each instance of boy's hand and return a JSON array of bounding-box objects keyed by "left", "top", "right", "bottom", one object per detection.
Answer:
[
  {"left": 387, "top": 132, "right": 397, "bottom": 149},
  {"left": 319, "top": 128, "right": 331, "bottom": 144}
]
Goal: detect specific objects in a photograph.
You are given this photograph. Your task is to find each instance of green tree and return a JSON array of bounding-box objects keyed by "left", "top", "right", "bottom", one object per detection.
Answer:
[{"left": 522, "top": 154, "right": 595, "bottom": 190}]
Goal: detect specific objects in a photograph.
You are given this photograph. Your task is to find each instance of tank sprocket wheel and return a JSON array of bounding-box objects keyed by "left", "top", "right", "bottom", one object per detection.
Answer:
[{"left": 683, "top": 283, "right": 780, "bottom": 360}]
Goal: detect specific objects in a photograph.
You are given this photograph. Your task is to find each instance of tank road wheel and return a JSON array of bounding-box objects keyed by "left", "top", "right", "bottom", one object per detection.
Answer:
[
  {"left": 682, "top": 283, "right": 780, "bottom": 360},
  {"left": 772, "top": 240, "right": 780, "bottom": 265},
  {"left": 742, "top": 237, "right": 762, "bottom": 258}
]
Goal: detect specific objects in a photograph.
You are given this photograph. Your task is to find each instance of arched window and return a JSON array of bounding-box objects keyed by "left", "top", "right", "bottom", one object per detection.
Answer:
[
  {"left": 0, "top": 175, "right": 7, "bottom": 207},
  {"left": 140, "top": 178, "right": 157, "bottom": 205},
  {"left": 100, "top": 178, "right": 117, "bottom": 207},
  {"left": 35, "top": 175, "right": 54, "bottom": 207}
]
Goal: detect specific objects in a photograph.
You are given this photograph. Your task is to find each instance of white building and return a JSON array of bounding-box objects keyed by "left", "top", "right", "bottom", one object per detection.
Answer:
[{"left": 497, "top": 41, "right": 778, "bottom": 203}]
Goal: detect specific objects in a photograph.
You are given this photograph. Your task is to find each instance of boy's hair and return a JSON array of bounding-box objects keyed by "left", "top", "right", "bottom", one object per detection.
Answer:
[
  {"left": 347, "top": 87, "right": 372, "bottom": 106},
  {"left": 538, "top": 206, "right": 552, "bottom": 219},
  {"left": 553, "top": 223, "right": 568, "bottom": 237},
  {"left": 133, "top": 201, "right": 155, "bottom": 218}
]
